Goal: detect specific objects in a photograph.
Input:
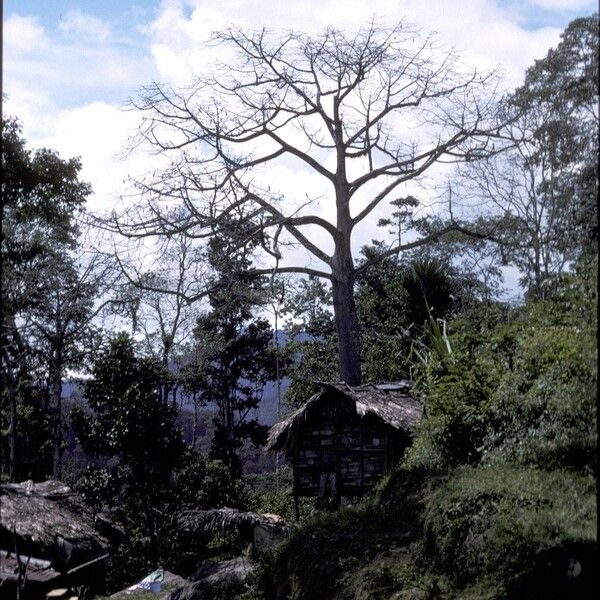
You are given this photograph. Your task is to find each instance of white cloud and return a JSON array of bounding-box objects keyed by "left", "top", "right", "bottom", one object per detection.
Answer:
[
  {"left": 3, "top": 0, "right": 590, "bottom": 266},
  {"left": 4, "top": 14, "right": 49, "bottom": 54},
  {"left": 4, "top": 9, "right": 156, "bottom": 124},
  {"left": 31, "top": 102, "right": 156, "bottom": 213},
  {"left": 140, "top": 0, "right": 566, "bottom": 94},
  {"left": 529, "top": 0, "right": 594, "bottom": 10}
]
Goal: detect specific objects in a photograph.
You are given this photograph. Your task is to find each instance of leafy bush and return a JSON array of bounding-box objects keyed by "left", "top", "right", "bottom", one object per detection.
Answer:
[
  {"left": 407, "top": 271, "right": 597, "bottom": 476},
  {"left": 406, "top": 351, "right": 501, "bottom": 471},
  {"left": 424, "top": 465, "right": 597, "bottom": 596},
  {"left": 175, "top": 447, "right": 245, "bottom": 510},
  {"left": 244, "top": 466, "right": 317, "bottom": 522}
]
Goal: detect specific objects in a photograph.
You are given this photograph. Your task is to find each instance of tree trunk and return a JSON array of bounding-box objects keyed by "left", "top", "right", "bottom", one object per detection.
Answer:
[
  {"left": 51, "top": 349, "right": 63, "bottom": 480},
  {"left": 332, "top": 157, "right": 362, "bottom": 385},
  {"left": 192, "top": 392, "right": 198, "bottom": 447},
  {"left": 331, "top": 272, "right": 361, "bottom": 386},
  {"left": 2, "top": 317, "right": 23, "bottom": 481},
  {"left": 7, "top": 371, "right": 17, "bottom": 481}
]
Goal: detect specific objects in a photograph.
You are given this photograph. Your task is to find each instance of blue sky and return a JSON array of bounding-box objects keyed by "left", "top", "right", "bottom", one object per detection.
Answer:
[{"left": 9, "top": 0, "right": 594, "bottom": 33}]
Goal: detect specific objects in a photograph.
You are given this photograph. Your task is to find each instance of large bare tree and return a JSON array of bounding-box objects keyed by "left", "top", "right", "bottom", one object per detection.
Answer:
[{"left": 115, "top": 22, "right": 504, "bottom": 385}]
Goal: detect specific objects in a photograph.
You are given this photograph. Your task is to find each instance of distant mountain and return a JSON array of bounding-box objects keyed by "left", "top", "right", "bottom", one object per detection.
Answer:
[{"left": 256, "top": 378, "right": 290, "bottom": 425}]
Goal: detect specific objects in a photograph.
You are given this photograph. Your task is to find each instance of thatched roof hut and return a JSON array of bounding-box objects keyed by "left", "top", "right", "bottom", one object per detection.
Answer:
[
  {"left": 176, "top": 508, "right": 289, "bottom": 555},
  {"left": 266, "top": 382, "right": 422, "bottom": 501},
  {"left": 0, "top": 480, "right": 110, "bottom": 596},
  {"left": 267, "top": 381, "right": 422, "bottom": 452}
]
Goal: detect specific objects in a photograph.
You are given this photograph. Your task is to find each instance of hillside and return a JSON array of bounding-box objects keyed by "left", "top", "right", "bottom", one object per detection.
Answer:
[{"left": 228, "top": 271, "right": 598, "bottom": 600}]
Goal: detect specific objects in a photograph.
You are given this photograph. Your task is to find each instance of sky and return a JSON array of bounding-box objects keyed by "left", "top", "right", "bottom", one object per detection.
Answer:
[{"left": 3, "top": 0, "right": 597, "bottom": 296}]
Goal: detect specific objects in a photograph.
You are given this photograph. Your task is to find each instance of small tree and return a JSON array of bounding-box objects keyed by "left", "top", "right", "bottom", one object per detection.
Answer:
[
  {"left": 28, "top": 251, "right": 103, "bottom": 479},
  {"left": 188, "top": 246, "right": 277, "bottom": 475},
  {"left": 111, "top": 231, "right": 204, "bottom": 405},
  {"left": 71, "top": 334, "right": 184, "bottom": 563}
]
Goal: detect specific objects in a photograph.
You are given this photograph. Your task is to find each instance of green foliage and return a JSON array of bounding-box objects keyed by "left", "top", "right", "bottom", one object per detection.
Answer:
[
  {"left": 73, "top": 337, "right": 252, "bottom": 588},
  {"left": 264, "top": 503, "right": 411, "bottom": 600},
  {"left": 1, "top": 116, "right": 91, "bottom": 480},
  {"left": 187, "top": 237, "right": 276, "bottom": 474},
  {"left": 72, "top": 333, "right": 184, "bottom": 584},
  {"left": 1, "top": 117, "right": 89, "bottom": 278},
  {"left": 72, "top": 333, "right": 183, "bottom": 491},
  {"left": 282, "top": 334, "right": 339, "bottom": 408},
  {"left": 174, "top": 447, "right": 245, "bottom": 510},
  {"left": 424, "top": 465, "right": 597, "bottom": 594},
  {"left": 513, "top": 14, "right": 598, "bottom": 259},
  {"left": 76, "top": 465, "right": 116, "bottom": 513},
  {"left": 8, "top": 385, "right": 55, "bottom": 479},
  {"left": 282, "top": 277, "right": 339, "bottom": 408},
  {"left": 479, "top": 303, "right": 596, "bottom": 471},
  {"left": 355, "top": 253, "right": 413, "bottom": 383},
  {"left": 283, "top": 254, "right": 476, "bottom": 406},
  {"left": 407, "top": 343, "right": 501, "bottom": 470},
  {"left": 356, "top": 251, "right": 479, "bottom": 383},
  {"left": 244, "top": 466, "right": 316, "bottom": 522},
  {"left": 254, "top": 466, "right": 447, "bottom": 600},
  {"left": 407, "top": 265, "right": 597, "bottom": 474}
]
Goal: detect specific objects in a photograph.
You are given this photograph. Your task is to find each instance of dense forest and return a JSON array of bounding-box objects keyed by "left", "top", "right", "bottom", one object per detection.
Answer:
[{"left": 1, "top": 14, "right": 597, "bottom": 600}]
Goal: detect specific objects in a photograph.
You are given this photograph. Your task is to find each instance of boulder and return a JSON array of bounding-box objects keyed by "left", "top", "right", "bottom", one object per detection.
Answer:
[{"left": 167, "top": 557, "right": 253, "bottom": 600}]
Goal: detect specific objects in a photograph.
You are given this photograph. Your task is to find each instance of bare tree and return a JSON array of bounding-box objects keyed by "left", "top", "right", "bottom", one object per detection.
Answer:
[
  {"left": 111, "top": 232, "right": 205, "bottom": 394},
  {"left": 458, "top": 107, "right": 572, "bottom": 299},
  {"left": 458, "top": 15, "right": 599, "bottom": 299},
  {"left": 114, "top": 22, "right": 504, "bottom": 385}
]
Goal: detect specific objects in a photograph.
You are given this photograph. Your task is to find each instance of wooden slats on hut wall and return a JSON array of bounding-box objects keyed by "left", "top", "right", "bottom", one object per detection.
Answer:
[{"left": 293, "top": 396, "right": 407, "bottom": 497}]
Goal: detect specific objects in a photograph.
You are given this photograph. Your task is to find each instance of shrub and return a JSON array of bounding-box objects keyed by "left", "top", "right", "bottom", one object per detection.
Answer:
[{"left": 424, "top": 465, "right": 597, "bottom": 595}]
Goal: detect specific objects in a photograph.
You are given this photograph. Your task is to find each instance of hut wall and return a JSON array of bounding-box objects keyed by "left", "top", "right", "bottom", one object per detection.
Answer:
[{"left": 292, "top": 395, "right": 408, "bottom": 496}]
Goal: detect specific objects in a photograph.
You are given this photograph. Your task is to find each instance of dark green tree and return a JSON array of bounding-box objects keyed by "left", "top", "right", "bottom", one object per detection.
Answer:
[
  {"left": 71, "top": 333, "right": 184, "bottom": 563},
  {"left": 28, "top": 252, "right": 103, "bottom": 479},
  {"left": 356, "top": 248, "right": 476, "bottom": 383},
  {"left": 1, "top": 117, "right": 90, "bottom": 480},
  {"left": 187, "top": 237, "right": 277, "bottom": 475},
  {"left": 281, "top": 277, "right": 339, "bottom": 408},
  {"left": 282, "top": 252, "right": 479, "bottom": 404}
]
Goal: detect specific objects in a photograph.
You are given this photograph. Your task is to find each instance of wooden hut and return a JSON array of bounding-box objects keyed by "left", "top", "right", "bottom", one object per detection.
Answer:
[{"left": 266, "top": 381, "right": 422, "bottom": 505}]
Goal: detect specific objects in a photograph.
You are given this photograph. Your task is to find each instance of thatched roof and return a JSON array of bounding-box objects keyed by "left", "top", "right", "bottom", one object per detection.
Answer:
[
  {"left": 176, "top": 508, "right": 289, "bottom": 556},
  {"left": 177, "top": 508, "right": 289, "bottom": 539},
  {"left": 0, "top": 480, "right": 108, "bottom": 571},
  {"left": 266, "top": 381, "right": 422, "bottom": 452}
]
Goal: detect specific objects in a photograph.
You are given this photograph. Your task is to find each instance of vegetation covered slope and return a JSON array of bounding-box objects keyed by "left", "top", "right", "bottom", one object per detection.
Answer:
[{"left": 244, "top": 264, "right": 597, "bottom": 600}]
